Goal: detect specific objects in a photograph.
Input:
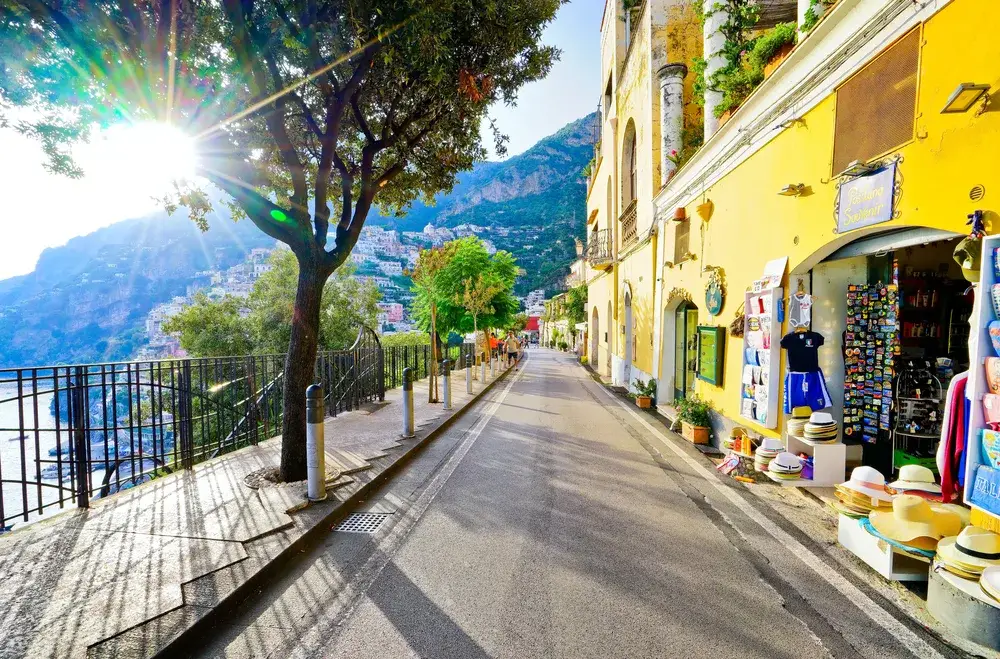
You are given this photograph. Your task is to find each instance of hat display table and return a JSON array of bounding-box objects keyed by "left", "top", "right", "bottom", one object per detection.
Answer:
[
  {"left": 762, "top": 434, "right": 847, "bottom": 487},
  {"left": 928, "top": 565, "right": 1000, "bottom": 651},
  {"left": 837, "top": 514, "right": 929, "bottom": 582}
]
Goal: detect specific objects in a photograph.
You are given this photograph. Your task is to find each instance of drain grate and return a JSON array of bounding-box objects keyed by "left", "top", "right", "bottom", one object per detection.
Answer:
[{"left": 334, "top": 512, "right": 391, "bottom": 534}]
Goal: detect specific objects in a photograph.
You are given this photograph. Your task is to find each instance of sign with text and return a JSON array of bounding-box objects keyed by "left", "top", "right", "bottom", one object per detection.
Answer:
[{"left": 836, "top": 163, "right": 897, "bottom": 233}]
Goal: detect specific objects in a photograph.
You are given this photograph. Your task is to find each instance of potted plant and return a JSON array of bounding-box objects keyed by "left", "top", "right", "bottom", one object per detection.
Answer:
[
  {"left": 676, "top": 395, "right": 712, "bottom": 444},
  {"left": 634, "top": 378, "right": 657, "bottom": 409}
]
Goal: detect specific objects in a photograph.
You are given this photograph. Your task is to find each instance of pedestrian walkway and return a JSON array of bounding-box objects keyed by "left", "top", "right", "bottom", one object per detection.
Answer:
[{"left": 0, "top": 360, "right": 515, "bottom": 659}]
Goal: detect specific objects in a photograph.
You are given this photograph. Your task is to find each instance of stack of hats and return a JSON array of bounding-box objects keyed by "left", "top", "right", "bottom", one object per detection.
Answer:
[
  {"left": 980, "top": 565, "right": 1000, "bottom": 603},
  {"left": 936, "top": 526, "right": 1000, "bottom": 579},
  {"left": 833, "top": 467, "right": 894, "bottom": 517},
  {"left": 802, "top": 412, "right": 838, "bottom": 443},
  {"left": 867, "top": 494, "right": 963, "bottom": 558},
  {"left": 888, "top": 464, "right": 942, "bottom": 500},
  {"left": 754, "top": 438, "right": 784, "bottom": 472},
  {"left": 768, "top": 452, "right": 803, "bottom": 480},
  {"left": 786, "top": 416, "right": 808, "bottom": 439}
]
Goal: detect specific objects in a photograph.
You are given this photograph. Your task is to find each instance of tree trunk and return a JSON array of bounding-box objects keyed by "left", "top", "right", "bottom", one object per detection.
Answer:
[
  {"left": 279, "top": 261, "right": 325, "bottom": 482},
  {"left": 429, "top": 304, "right": 438, "bottom": 403},
  {"left": 472, "top": 315, "right": 479, "bottom": 380}
]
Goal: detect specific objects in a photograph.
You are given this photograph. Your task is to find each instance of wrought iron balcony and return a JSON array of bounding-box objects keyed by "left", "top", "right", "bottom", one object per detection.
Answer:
[
  {"left": 587, "top": 228, "right": 613, "bottom": 268},
  {"left": 620, "top": 200, "right": 638, "bottom": 248}
]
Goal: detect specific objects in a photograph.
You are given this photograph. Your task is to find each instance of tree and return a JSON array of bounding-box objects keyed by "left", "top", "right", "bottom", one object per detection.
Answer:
[
  {"left": 456, "top": 273, "right": 505, "bottom": 366},
  {"left": 509, "top": 313, "right": 529, "bottom": 333},
  {"left": 407, "top": 244, "right": 458, "bottom": 402},
  {"left": 2, "top": 0, "right": 563, "bottom": 481},
  {"left": 162, "top": 293, "right": 254, "bottom": 357},
  {"left": 564, "top": 285, "right": 588, "bottom": 326},
  {"left": 164, "top": 250, "right": 380, "bottom": 356}
]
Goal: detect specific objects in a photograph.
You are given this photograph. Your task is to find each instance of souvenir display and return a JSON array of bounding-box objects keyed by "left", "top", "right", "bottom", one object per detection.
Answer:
[
  {"left": 889, "top": 464, "right": 942, "bottom": 495},
  {"left": 754, "top": 437, "right": 783, "bottom": 472},
  {"left": 936, "top": 527, "right": 1000, "bottom": 577},
  {"left": 803, "top": 411, "right": 838, "bottom": 443},
  {"left": 833, "top": 466, "right": 895, "bottom": 516},
  {"left": 869, "top": 495, "right": 962, "bottom": 547},
  {"left": 740, "top": 286, "right": 782, "bottom": 428},
  {"left": 982, "top": 430, "right": 1000, "bottom": 469},
  {"left": 987, "top": 357, "right": 1000, "bottom": 393},
  {"left": 980, "top": 565, "right": 1000, "bottom": 603},
  {"left": 843, "top": 283, "right": 899, "bottom": 443},
  {"left": 768, "top": 452, "right": 803, "bottom": 480},
  {"left": 786, "top": 415, "right": 808, "bottom": 438},
  {"left": 780, "top": 330, "right": 832, "bottom": 414},
  {"left": 892, "top": 362, "right": 943, "bottom": 472}
]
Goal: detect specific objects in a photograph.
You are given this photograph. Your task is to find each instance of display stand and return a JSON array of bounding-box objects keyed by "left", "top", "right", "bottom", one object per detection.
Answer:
[
  {"left": 740, "top": 287, "right": 782, "bottom": 429},
  {"left": 769, "top": 434, "right": 848, "bottom": 487},
  {"left": 837, "top": 514, "right": 929, "bottom": 582}
]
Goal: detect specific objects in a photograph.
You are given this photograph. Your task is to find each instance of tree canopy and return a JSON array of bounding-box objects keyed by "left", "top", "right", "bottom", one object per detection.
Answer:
[{"left": 411, "top": 237, "right": 518, "bottom": 336}]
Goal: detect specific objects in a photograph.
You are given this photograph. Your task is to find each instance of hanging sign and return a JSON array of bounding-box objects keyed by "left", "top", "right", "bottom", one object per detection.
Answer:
[
  {"left": 705, "top": 271, "right": 725, "bottom": 316},
  {"left": 836, "top": 162, "right": 898, "bottom": 233}
]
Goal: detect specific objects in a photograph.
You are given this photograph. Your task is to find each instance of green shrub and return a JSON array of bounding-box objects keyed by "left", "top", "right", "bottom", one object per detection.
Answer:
[
  {"left": 558, "top": 341, "right": 568, "bottom": 351},
  {"left": 633, "top": 378, "right": 657, "bottom": 398},
  {"left": 676, "top": 395, "right": 712, "bottom": 427},
  {"left": 714, "top": 22, "right": 797, "bottom": 118},
  {"left": 580, "top": 355, "right": 589, "bottom": 365}
]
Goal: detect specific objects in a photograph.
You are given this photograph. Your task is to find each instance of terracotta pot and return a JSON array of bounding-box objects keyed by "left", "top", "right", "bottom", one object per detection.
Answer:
[
  {"left": 681, "top": 421, "right": 710, "bottom": 445},
  {"left": 636, "top": 395, "right": 653, "bottom": 409},
  {"left": 672, "top": 207, "right": 687, "bottom": 222},
  {"left": 764, "top": 42, "right": 794, "bottom": 79},
  {"left": 717, "top": 109, "right": 733, "bottom": 127}
]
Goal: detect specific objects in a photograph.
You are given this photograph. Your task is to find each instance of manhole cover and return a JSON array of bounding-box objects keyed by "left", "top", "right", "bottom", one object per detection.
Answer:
[{"left": 334, "top": 512, "right": 391, "bottom": 534}]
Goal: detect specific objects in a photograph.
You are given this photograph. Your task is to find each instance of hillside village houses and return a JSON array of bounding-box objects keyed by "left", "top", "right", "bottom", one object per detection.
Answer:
[{"left": 583, "top": 0, "right": 999, "bottom": 478}]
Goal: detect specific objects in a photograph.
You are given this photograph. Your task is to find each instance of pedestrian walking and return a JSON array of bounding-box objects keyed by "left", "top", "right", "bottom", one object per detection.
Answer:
[{"left": 505, "top": 332, "right": 520, "bottom": 366}]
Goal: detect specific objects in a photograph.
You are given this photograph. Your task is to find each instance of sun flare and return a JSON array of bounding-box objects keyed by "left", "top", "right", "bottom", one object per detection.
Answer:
[{"left": 78, "top": 121, "right": 197, "bottom": 196}]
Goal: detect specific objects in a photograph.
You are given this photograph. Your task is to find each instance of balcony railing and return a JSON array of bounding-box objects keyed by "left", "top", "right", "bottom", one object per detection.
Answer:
[
  {"left": 587, "top": 228, "right": 613, "bottom": 267},
  {"left": 620, "top": 200, "right": 638, "bottom": 248}
]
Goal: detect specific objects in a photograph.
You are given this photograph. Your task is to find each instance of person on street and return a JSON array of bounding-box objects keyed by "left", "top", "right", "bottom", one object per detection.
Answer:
[{"left": 505, "top": 332, "right": 520, "bottom": 366}]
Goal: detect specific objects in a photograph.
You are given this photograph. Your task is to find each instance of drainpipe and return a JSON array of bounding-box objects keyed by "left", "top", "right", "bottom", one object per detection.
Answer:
[
  {"left": 703, "top": 0, "right": 729, "bottom": 141},
  {"left": 797, "top": 0, "right": 811, "bottom": 30},
  {"left": 657, "top": 63, "right": 687, "bottom": 187}
]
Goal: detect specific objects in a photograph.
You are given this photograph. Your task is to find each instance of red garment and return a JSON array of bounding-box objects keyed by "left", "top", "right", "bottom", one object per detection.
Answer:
[{"left": 941, "top": 375, "right": 967, "bottom": 501}]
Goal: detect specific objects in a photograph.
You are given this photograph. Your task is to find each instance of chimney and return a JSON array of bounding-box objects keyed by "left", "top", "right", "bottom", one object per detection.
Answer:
[
  {"left": 703, "top": 0, "right": 729, "bottom": 141},
  {"left": 658, "top": 63, "right": 688, "bottom": 187}
]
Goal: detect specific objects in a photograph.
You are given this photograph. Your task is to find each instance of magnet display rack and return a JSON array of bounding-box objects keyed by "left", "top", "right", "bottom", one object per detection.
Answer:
[{"left": 740, "top": 287, "right": 782, "bottom": 429}]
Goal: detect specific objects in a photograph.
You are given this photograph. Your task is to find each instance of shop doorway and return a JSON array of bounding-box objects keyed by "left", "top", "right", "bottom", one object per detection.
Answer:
[
  {"left": 591, "top": 307, "right": 599, "bottom": 368},
  {"left": 606, "top": 301, "right": 613, "bottom": 375},
  {"left": 623, "top": 291, "right": 633, "bottom": 386},
  {"left": 673, "top": 302, "right": 699, "bottom": 401}
]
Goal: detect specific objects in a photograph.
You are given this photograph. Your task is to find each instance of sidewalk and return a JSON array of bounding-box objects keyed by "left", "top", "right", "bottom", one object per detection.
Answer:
[{"left": 0, "top": 361, "right": 516, "bottom": 659}]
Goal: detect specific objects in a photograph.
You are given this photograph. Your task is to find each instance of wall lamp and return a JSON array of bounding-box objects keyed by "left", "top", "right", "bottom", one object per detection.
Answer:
[
  {"left": 941, "top": 83, "right": 991, "bottom": 114},
  {"left": 778, "top": 183, "right": 807, "bottom": 197}
]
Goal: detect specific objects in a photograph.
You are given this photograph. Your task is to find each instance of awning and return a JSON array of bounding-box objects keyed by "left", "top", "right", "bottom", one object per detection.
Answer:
[{"left": 822, "top": 228, "right": 963, "bottom": 263}]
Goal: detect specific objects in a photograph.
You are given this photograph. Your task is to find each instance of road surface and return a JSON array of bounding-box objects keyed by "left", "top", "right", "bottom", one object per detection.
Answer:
[{"left": 193, "top": 349, "right": 967, "bottom": 659}]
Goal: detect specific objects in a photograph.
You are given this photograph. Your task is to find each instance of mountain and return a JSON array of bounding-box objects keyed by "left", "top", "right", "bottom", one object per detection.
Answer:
[
  {"left": 371, "top": 112, "right": 597, "bottom": 294},
  {"left": 0, "top": 213, "right": 274, "bottom": 366}
]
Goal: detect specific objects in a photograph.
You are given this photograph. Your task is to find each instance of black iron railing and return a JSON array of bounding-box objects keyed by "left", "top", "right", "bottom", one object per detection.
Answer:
[{"left": 0, "top": 328, "right": 475, "bottom": 530}]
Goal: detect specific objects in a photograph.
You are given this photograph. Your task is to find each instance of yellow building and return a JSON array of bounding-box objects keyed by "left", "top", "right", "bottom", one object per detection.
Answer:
[{"left": 586, "top": 0, "right": 1000, "bottom": 477}]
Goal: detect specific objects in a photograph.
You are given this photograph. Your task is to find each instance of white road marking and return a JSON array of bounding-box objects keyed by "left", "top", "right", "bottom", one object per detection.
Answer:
[
  {"left": 290, "top": 357, "right": 529, "bottom": 658},
  {"left": 593, "top": 378, "right": 944, "bottom": 659}
]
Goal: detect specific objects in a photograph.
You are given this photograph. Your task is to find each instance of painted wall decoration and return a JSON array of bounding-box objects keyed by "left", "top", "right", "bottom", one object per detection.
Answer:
[{"left": 705, "top": 269, "right": 725, "bottom": 316}]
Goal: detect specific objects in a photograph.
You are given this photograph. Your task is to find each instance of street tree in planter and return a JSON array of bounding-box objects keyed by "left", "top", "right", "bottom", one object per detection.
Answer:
[
  {"left": 2, "top": 0, "right": 563, "bottom": 482},
  {"left": 407, "top": 244, "right": 459, "bottom": 403},
  {"left": 456, "top": 274, "right": 505, "bottom": 369}
]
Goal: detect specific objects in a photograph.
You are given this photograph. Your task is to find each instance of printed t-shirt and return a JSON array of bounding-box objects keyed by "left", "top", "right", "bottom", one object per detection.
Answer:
[{"left": 780, "top": 331, "right": 824, "bottom": 373}]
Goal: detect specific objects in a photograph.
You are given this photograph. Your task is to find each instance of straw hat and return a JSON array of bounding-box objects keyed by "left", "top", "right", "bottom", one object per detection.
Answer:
[
  {"left": 759, "top": 437, "right": 784, "bottom": 452},
  {"left": 838, "top": 466, "right": 893, "bottom": 504},
  {"left": 981, "top": 565, "right": 1000, "bottom": 602},
  {"left": 869, "top": 495, "right": 962, "bottom": 543},
  {"left": 937, "top": 527, "right": 1000, "bottom": 571},
  {"left": 809, "top": 412, "right": 834, "bottom": 425},
  {"left": 889, "top": 465, "right": 941, "bottom": 495},
  {"left": 769, "top": 452, "right": 802, "bottom": 473},
  {"left": 931, "top": 503, "right": 971, "bottom": 528}
]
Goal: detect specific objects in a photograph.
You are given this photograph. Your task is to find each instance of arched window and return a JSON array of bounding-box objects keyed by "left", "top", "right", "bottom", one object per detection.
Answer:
[{"left": 622, "top": 120, "right": 637, "bottom": 207}]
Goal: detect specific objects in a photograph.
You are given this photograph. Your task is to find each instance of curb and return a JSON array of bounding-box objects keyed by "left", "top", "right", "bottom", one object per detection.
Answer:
[{"left": 151, "top": 361, "right": 521, "bottom": 657}]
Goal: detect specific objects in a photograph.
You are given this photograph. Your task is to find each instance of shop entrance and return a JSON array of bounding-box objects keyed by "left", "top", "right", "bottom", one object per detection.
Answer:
[
  {"left": 673, "top": 302, "right": 699, "bottom": 401},
  {"left": 623, "top": 291, "right": 633, "bottom": 386}
]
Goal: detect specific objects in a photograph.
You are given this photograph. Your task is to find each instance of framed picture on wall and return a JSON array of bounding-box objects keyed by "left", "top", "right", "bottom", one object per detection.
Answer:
[{"left": 696, "top": 325, "right": 725, "bottom": 385}]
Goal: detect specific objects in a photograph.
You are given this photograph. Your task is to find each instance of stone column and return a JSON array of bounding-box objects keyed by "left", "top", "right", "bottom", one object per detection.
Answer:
[
  {"left": 703, "top": 0, "right": 729, "bottom": 141},
  {"left": 797, "top": 0, "right": 811, "bottom": 30},
  {"left": 658, "top": 63, "right": 687, "bottom": 186}
]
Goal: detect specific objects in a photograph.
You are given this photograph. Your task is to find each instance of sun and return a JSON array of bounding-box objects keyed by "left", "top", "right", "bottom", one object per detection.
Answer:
[{"left": 79, "top": 121, "right": 197, "bottom": 196}]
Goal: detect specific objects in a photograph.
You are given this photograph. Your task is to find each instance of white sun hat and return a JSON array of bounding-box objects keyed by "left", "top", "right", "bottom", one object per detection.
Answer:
[
  {"left": 839, "top": 466, "right": 893, "bottom": 503},
  {"left": 808, "top": 411, "right": 834, "bottom": 425},
  {"left": 889, "top": 464, "right": 942, "bottom": 494}
]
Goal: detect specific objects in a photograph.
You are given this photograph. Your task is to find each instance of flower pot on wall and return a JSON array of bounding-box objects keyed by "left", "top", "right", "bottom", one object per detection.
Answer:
[
  {"left": 681, "top": 421, "right": 710, "bottom": 445},
  {"left": 636, "top": 395, "right": 653, "bottom": 409},
  {"left": 717, "top": 109, "right": 733, "bottom": 127},
  {"left": 763, "top": 43, "right": 794, "bottom": 79}
]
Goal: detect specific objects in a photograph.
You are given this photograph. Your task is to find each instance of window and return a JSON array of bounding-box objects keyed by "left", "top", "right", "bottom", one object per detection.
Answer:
[
  {"left": 622, "top": 120, "right": 637, "bottom": 207},
  {"left": 673, "top": 221, "right": 690, "bottom": 263},
  {"left": 603, "top": 77, "right": 613, "bottom": 122},
  {"left": 832, "top": 28, "right": 920, "bottom": 175}
]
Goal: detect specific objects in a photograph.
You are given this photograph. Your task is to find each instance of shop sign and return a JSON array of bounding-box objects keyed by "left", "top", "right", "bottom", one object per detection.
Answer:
[
  {"left": 836, "top": 162, "right": 898, "bottom": 233},
  {"left": 696, "top": 325, "right": 725, "bottom": 385},
  {"left": 705, "top": 269, "right": 725, "bottom": 316},
  {"left": 972, "top": 465, "right": 1000, "bottom": 519}
]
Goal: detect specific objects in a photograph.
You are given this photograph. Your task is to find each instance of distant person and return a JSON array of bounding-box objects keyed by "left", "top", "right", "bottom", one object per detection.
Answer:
[
  {"left": 506, "top": 332, "right": 520, "bottom": 366},
  {"left": 489, "top": 334, "right": 499, "bottom": 361}
]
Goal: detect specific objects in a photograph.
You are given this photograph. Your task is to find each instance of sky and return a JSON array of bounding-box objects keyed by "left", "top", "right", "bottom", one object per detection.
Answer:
[{"left": 0, "top": 0, "right": 601, "bottom": 282}]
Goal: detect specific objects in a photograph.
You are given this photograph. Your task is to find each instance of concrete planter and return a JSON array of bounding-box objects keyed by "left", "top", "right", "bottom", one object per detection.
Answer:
[{"left": 681, "top": 421, "right": 710, "bottom": 445}]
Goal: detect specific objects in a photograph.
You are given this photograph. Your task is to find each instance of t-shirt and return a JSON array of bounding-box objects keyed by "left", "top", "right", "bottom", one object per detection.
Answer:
[
  {"left": 780, "top": 330, "right": 824, "bottom": 372},
  {"left": 506, "top": 337, "right": 520, "bottom": 351}
]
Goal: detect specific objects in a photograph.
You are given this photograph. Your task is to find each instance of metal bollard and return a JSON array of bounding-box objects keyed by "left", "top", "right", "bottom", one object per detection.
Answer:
[
  {"left": 306, "top": 384, "right": 326, "bottom": 501},
  {"left": 466, "top": 355, "right": 473, "bottom": 394},
  {"left": 481, "top": 355, "right": 487, "bottom": 382},
  {"left": 402, "top": 367, "right": 415, "bottom": 438},
  {"left": 442, "top": 359, "right": 452, "bottom": 410},
  {"left": 490, "top": 354, "right": 496, "bottom": 378}
]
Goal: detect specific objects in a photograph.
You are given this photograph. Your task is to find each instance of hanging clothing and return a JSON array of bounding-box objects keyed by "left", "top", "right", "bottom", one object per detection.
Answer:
[
  {"left": 939, "top": 371, "right": 969, "bottom": 501},
  {"left": 780, "top": 331, "right": 824, "bottom": 372},
  {"left": 788, "top": 293, "right": 813, "bottom": 329}
]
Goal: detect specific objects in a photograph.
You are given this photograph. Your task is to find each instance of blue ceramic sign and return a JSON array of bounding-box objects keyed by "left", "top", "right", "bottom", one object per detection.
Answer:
[
  {"left": 706, "top": 279, "right": 724, "bottom": 316},
  {"left": 836, "top": 163, "right": 897, "bottom": 233}
]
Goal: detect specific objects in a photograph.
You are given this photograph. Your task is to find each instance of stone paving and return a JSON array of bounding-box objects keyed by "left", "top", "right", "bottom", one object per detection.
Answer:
[{"left": 0, "top": 361, "right": 512, "bottom": 659}]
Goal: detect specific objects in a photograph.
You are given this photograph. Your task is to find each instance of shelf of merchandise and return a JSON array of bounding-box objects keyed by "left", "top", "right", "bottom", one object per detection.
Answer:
[
  {"left": 760, "top": 433, "right": 847, "bottom": 487},
  {"left": 837, "top": 514, "right": 929, "bottom": 582},
  {"left": 964, "top": 234, "right": 1000, "bottom": 522},
  {"left": 739, "top": 287, "right": 782, "bottom": 429}
]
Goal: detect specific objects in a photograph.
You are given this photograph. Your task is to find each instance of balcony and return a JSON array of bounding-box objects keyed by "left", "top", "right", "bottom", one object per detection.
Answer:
[
  {"left": 587, "top": 228, "right": 613, "bottom": 269},
  {"left": 620, "top": 200, "right": 638, "bottom": 249}
]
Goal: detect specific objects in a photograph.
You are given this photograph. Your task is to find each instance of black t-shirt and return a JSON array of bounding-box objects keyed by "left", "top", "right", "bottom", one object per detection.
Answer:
[{"left": 780, "top": 331, "right": 824, "bottom": 372}]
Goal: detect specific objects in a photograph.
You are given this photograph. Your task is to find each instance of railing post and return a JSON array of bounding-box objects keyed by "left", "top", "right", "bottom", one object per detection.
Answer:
[
  {"left": 306, "top": 384, "right": 326, "bottom": 501},
  {"left": 481, "top": 355, "right": 487, "bottom": 383},
  {"left": 402, "top": 367, "right": 415, "bottom": 438},
  {"left": 466, "top": 355, "right": 473, "bottom": 394},
  {"left": 442, "top": 359, "right": 452, "bottom": 410},
  {"left": 490, "top": 352, "right": 496, "bottom": 378},
  {"left": 71, "top": 366, "right": 89, "bottom": 509},
  {"left": 179, "top": 360, "right": 194, "bottom": 469}
]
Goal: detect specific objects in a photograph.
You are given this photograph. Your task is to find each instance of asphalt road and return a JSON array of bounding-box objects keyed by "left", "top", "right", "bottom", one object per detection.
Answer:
[{"left": 194, "top": 349, "right": 969, "bottom": 659}]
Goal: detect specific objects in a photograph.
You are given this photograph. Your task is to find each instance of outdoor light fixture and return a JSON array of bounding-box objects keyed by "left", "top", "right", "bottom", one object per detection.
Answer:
[
  {"left": 778, "top": 183, "right": 806, "bottom": 197},
  {"left": 941, "top": 83, "right": 991, "bottom": 114}
]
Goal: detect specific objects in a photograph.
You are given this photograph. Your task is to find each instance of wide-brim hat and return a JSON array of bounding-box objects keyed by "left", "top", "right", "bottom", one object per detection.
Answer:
[
  {"left": 938, "top": 527, "right": 1000, "bottom": 570},
  {"left": 889, "top": 464, "right": 941, "bottom": 494},
  {"left": 931, "top": 503, "right": 971, "bottom": 528},
  {"left": 870, "top": 495, "right": 962, "bottom": 542},
  {"left": 981, "top": 565, "right": 1000, "bottom": 601},
  {"left": 839, "top": 466, "right": 893, "bottom": 503}
]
